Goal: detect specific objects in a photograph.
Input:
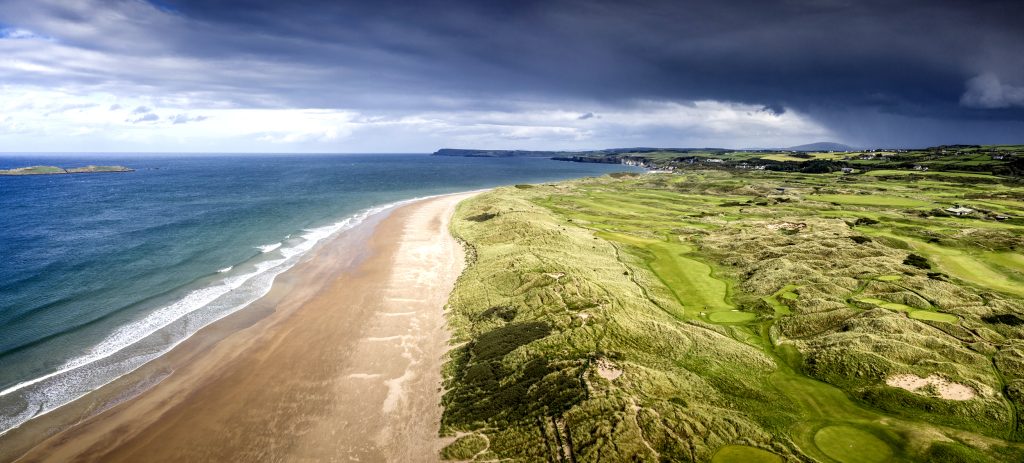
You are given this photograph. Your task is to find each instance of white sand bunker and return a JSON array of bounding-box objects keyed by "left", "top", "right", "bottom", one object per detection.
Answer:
[
  {"left": 596, "top": 358, "right": 623, "bottom": 381},
  {"left": 546, "top": 272, "right": 566, "bottom": 280},
  {"left": 886, "top": 374, "right": 978, "bottom": 400}
]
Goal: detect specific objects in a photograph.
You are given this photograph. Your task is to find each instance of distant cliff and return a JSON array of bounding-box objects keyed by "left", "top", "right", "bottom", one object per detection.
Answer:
[{"left": 0, "top": 165, "right": 134, "bottom": 176}]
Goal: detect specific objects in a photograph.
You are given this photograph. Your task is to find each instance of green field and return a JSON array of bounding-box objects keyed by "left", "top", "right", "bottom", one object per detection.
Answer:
[
  {"left": 440, "top": 168, "right": 1024, "bottom": 461},
  {"left": 808, "top": 194, "right": 935, "bottom": 208}
]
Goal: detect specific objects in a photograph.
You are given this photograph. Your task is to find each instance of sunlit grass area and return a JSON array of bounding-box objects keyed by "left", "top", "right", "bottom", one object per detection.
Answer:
[{"left": 440, "top": 169, "right": 1024, "bottom": 461}]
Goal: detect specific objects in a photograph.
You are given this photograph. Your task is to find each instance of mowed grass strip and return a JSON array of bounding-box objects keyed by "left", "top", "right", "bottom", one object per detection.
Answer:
[
  {"left": 871, "top": 231, "right": 1024, "bottom": 297},
  {"left": 808, "top": 194, "right": 935, "bottom": 208},
  {"left": 644, "top": 240, "right": 733, "bottom": 313}
]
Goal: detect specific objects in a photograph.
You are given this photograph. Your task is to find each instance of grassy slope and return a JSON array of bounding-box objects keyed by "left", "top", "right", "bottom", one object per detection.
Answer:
[{"left": 441, "top": 171, "right": 1024, "bottom": 462}]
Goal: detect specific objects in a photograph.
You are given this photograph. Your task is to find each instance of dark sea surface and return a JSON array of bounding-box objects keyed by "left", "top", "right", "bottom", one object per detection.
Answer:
[{"left": 0, "top": 153, "right": 637, "bottom": 434}]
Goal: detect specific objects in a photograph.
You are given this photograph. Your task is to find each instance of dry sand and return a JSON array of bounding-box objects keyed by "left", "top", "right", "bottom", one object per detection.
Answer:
[
  {"left": 10, "top": 192, "right": 477, "bottom": 463},
  {"left": 886, "top": 374, "right": 979, "bottom": 401}
]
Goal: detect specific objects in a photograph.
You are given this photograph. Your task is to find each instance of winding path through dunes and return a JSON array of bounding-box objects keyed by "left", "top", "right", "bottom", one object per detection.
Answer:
[{"left": 13, "top": 192, "right": 476, "bottom": 462}]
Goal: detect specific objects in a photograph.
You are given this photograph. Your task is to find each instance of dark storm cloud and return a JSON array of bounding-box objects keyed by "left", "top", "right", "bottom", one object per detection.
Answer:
[{"left": 1, "top": 0, "right": 1022, "bottom": 145}]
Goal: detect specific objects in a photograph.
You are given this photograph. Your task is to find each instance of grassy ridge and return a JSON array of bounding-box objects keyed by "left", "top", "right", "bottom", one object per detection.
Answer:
[{"left": 441, "top": 170, "right": 1024, "bottom": 461}]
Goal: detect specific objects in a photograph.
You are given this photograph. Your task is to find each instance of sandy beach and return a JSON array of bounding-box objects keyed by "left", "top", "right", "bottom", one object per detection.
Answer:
[{"left": 7, "top": 192, "right": 476, "bottom": 462}]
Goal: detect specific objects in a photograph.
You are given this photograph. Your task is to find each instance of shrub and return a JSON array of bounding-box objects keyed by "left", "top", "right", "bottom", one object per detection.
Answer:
[
  {"left": 903, "top": 253, "right": 931, "bottom": 270},
  {"left": 479, "top": 305, "right": 518, "bottom": 322}
]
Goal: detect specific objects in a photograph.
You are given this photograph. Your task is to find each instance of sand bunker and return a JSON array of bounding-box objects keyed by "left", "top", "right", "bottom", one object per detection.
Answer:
[
  {"left": 886, "top": 374, "right": 978, "bottom": 400},
  {"left": 546, "top": 272, "right": 566, "bottom": 280},
  {"left": 596, "top": 358, "right": 623, "bottom": 381}
]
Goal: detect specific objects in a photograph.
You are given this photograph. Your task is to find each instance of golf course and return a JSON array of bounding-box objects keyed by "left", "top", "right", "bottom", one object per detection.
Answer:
[{"left": 439, "top": 167, "right": 1024, "bottom": 462}]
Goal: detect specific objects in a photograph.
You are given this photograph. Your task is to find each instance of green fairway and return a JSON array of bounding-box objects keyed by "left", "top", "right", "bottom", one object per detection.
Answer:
[
  {"left": 875, "top": 275, "right": 902, "bottom": 281},
  {"left": 712, "top": 445, "right": 783, "bottom": 463},
  {"left": 863, "top": 169, "right": 996, "bottom": 179},
  {"left": 645, "top": 241, "right": 733, "bottom": 313},
  {"left": 808, "top": 194, "right": 935, "bottom": 208},
  {"left": 813, "top": 426, "right": 893, "bottom": 463},
  {"left": 871, "top": 232, "right": 1024, "bottom": 297},
  {"left": 909, "top": 310, "right": 959, "bottom": 323},
  {"left": 707, "top": 310, "right": 756, "bottom": 323}
]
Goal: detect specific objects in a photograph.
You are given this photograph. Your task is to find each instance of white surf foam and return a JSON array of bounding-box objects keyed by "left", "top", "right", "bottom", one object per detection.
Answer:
[
  {"left": 0, "top": 192, "right": 476, "bottom": 437},
  {"left": 256, "top": 242, "right": 282, "bottom": 253},
  {"left": 217, "top": 266, "right": 233, "bottom": 273}
]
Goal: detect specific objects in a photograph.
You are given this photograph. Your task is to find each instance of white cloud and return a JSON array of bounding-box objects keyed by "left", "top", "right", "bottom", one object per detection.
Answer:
[
  {"left": 960, "top": 73, "right": 1024, "bottom": 109},
  {"left": 0, "top": 85, "right": 832, "bottom": 152}
]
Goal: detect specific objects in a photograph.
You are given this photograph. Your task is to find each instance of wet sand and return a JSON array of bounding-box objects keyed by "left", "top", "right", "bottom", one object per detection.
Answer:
[{"left": 10, "top": 192, "right": 476, "bottom": 462}]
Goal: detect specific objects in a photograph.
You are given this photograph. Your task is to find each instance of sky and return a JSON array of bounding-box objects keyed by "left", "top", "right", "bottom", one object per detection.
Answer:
[{"left": 0, "top": 0, "right": 1022, "bottom": 153}]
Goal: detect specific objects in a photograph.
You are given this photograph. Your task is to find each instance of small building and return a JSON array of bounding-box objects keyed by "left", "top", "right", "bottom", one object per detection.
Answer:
[
  {"left": 841, "top": 167, "right": 854, "bottom": 174},
  {"left": 705, "top": 158, "right": 724, "bottom": 163},
  {"left": 995, "top": 215, "right": 1011, "bottom": 221},
  {"left": 946, "top": 205, "right": 974, "bottom": 216},
  {"left": 912, "top": 165, "right": 929, "bottom": 171},
  {"left": 993, "top": 155, "right": 1005, "bottom": 160}
]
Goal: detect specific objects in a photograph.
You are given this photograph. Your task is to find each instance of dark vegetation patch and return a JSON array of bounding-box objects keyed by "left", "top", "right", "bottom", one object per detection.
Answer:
[
  {"left": 855, "top": 217, "right": 881, "bottom": 226},
  {"left": 609, "top": 172, "right": 640, "bottom": 178},
  {"left": 903, "top": 253, "right": 931, "bottom": 270},
  {"left": 478, "top": 305, "right": 518, "bottom": 322},
  {"left": 443, "top": 322, "right": 587, "bottom": 427},
  {"left": 851, "top": 235, "right": 872, "bottom": 244},
  {"left": 466, "top": 212, "right": 498, "bottom": 222},
  {"left": 983, "top": 314, "right": 1024, "bottom": 326},
  {"left": 514, "top": 184, "right": 535, "bottom": 189},
  {"left": 927, "top": 272, "right": 948, "bottom": 281}
]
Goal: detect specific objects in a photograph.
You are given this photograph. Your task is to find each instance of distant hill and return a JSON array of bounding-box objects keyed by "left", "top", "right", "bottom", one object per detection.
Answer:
[
  {"left": 432, "top": 147, "right": 728, "bottom": 157},
  {"left": 786, "top": 142, "right": 856, "bottom": 152},
  {"left": 0, "top": 165, "right": 133, "bottom": 176}
]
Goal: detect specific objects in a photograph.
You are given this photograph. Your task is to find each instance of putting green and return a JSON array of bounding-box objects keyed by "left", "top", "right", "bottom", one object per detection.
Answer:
[
  {"left": 856, "top": 297, "right": 887, "bottom": 305},
  {"left": 708, "top": 310, "right": 757, "bottom": 324},
  {"left": 909, "top": 311, "right": 959, "bottom": 323},
  {"left": 814, "top": 425, "right": 893, "bottom": 463},
  {"left": 712, "top": 445, "right": 782, "bottom": 463}
]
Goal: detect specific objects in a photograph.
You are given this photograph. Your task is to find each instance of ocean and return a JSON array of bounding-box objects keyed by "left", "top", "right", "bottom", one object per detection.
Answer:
[{"left": 0, "top": 153, "right": 635, "bottom": 435}]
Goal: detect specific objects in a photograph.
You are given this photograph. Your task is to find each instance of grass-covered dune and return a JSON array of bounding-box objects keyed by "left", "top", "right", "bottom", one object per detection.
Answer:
[{"left": 441, "top": 170, "right": 1024, "bottom": 462}]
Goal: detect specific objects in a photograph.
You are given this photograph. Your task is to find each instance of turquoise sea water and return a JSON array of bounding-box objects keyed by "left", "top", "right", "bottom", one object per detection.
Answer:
[{"left": 0, "top": 154, "right": 635, "bottom": 435}]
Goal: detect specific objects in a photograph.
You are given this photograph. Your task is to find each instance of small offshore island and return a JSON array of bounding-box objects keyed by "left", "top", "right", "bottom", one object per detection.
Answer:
[{"left": 0, "top": 165, "right": 134, "bottom": 176}]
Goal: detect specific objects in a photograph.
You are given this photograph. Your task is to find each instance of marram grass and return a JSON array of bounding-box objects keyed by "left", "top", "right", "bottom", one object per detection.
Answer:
[{"left": 440, "top": 170, "right": 1024, "bottom": 462}]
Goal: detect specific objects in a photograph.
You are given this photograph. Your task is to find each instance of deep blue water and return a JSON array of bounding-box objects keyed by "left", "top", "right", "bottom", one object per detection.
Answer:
[{"left": 0, "top": 154, "right": 635, "bottom": 434}]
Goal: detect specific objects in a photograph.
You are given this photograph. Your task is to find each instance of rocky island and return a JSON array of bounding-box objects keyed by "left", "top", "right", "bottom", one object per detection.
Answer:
[{"left": 0, "top": 165, "right": 134, "bottom": 176}]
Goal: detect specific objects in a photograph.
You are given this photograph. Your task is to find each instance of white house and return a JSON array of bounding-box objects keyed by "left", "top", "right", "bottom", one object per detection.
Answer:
[{"left": 946, "top": 205, "right": 974, "bottom": 216}]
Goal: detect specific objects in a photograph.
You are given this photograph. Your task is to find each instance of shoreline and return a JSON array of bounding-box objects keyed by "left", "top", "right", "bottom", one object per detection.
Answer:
[
  {"left": 0, "top": 191, "right": 453, "bottom": 442},
  {"left": 2, "top": 191, "right": 478, "bottom": 462}
]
